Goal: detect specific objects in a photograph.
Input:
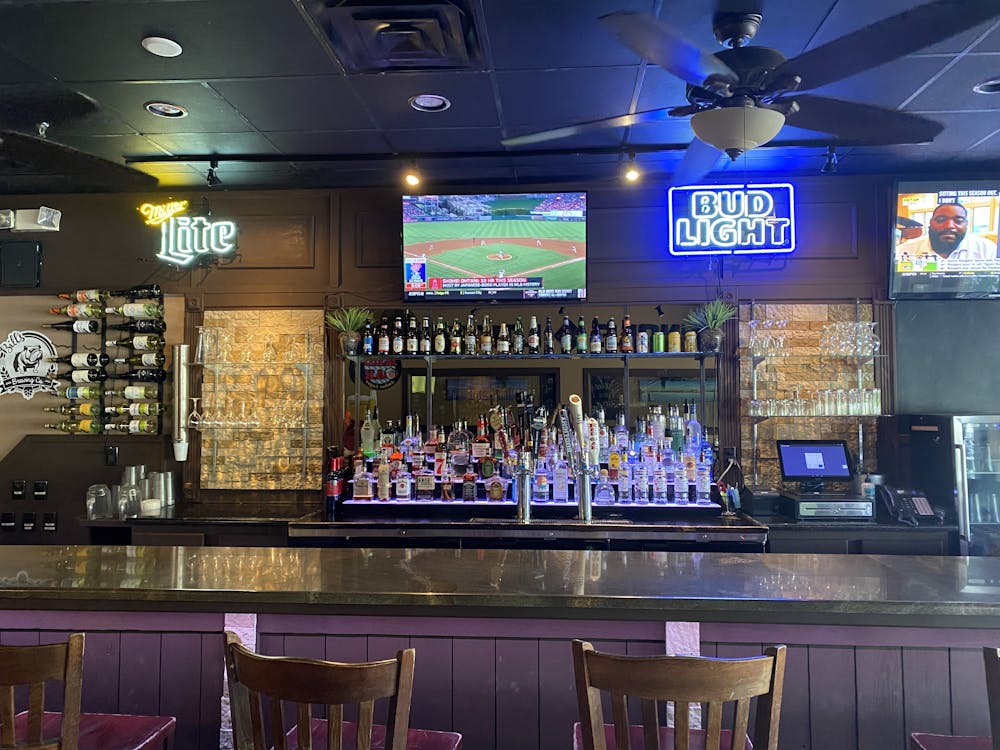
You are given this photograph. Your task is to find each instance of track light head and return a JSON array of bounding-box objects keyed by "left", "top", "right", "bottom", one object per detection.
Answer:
[
  {"left": 206, "top": 159, "right": 222, "bottom": 187},
  {"left": 820, "top": 146, "right": 838, "bottom": 175},
  {"left": 624, "top": 153, "right": 640, "bottom": 183},
  {"left": 403, "top": 160, "right": 421, "bottom": 187}
]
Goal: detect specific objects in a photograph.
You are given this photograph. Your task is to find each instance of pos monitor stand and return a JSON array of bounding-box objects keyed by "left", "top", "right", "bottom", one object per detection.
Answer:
[{"left": 776, "top": 440, "right": 855, "bottom": 497}]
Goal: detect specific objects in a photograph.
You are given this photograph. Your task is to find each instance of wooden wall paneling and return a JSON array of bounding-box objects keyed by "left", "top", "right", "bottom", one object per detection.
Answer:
[
  {"left": 159, "top": 632, "right": 209, "bottom": 750},
  {"left": 780, "top": 645, "right": 812, "bottom": 750},
  {"left": 327, "top": 193, "right": 341, "bottom": 288},
  {"left": 452, "top": 638, "right": 496, "bottom": 750},
  {"left": 119, "top": 632, "right": 161, "bottom": 715},
  {"left": 538, "top": 638, "right": 577, "bottom": 750},
  {"left": 496, "top": 638, "right": 540, "bottom": 750},
  {"left": 855, "top": 647, "right": 904, "bottom": 750},
  {"left": 410, "top": 636, "right": 454, "bottom": 732},
  {"left": 809, "top": 646, "right": 857, "bottom": 749},
  {"left": 226, "top": 215, "right": 315, "bottom": 268},
  {"left": 949, "top": 648, "right": 991, "bottom": 737},
  {"left": 902, "top": 647, "right": 952, "bottom": 737}
]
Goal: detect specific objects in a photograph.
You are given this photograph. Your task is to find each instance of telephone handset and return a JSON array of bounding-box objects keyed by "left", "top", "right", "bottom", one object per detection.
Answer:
[{"left": 876, "top": 485, "right": 938, "bottom": 527}]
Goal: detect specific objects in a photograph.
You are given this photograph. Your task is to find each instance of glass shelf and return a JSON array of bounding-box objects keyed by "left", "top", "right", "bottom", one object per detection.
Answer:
[{"left": 348, "top": 351, "right": 717, "bottom": 362}]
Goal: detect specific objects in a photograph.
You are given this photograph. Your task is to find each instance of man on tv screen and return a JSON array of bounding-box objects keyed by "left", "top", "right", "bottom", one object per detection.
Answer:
[{"left": 896, "top": 202, "right": 998, "bottom": 261}]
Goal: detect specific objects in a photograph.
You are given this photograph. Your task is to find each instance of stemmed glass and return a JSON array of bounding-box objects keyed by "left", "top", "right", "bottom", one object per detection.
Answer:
[{"left": 188, "top": 397, "right": 203, "bottom": 431}]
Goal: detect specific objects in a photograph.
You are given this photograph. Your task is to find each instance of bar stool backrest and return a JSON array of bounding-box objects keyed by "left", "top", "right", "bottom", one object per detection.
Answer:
[
  {"left": 224, "top": 631, "right": 415, "bottom": 750},
  {"left": 0, "top": 632, "right": 84, "bottom": 750},
  {"left": 572, "top": 639, "right": 786, "bottom": 750}
]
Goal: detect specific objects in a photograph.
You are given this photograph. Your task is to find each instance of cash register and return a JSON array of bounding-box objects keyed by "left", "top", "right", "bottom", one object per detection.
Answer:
[{"left": 776, "top": 439, "right": 874, "bottom": 520}]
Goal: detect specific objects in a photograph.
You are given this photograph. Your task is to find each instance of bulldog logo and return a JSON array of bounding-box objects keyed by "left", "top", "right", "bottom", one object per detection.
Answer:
[{"left": 0, "top": 330, "right": 58, "bottom": 399}]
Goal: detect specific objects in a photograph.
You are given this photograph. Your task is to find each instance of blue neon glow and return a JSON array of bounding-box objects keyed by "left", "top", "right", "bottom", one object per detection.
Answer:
[{"left": 668, "top": 183, "right": 796, "bottom": 256}]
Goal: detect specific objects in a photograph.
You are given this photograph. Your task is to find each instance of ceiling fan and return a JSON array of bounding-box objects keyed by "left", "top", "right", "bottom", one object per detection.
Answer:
[
  {"left": 502, "top": 0, "right": 1000, "bottom": 184},
  {"left": 0, "top": 85, "right": 158, "bottom": 192}
]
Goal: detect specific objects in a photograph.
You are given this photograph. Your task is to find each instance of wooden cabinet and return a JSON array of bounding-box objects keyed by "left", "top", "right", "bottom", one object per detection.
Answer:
[{"left": 767, "top": 524, "right": 958, "bottom": 555}]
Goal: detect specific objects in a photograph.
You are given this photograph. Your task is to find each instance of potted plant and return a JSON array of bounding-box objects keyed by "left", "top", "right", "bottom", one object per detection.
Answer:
[
  {"left": 325, "top": 307, "right": 371, "bottom": 355},
  {"left": 683, "top": 298, "right": 737, "bottom": 353}
]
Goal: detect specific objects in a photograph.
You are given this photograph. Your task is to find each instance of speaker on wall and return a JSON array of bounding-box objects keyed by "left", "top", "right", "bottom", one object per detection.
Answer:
[{"left": 0, "top": 240, "right": 41, "bottom": 287}]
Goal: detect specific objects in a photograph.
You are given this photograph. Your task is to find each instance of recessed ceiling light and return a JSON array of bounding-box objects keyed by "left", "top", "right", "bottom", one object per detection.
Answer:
[
  {"left": 973, "top": 76, "right": 1000, "bottom": 94},
  {"left": 144, "top": 101, "right": 188, "bottom": 118},
  {"left": 408, "top": 94, "right": 451, "bottom": 113},
  {"left": 141, "top": 36, "right": 183, "bottom": 58}
]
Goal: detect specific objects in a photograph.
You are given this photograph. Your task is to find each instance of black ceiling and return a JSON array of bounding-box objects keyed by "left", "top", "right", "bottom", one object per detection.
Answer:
[{"left": 0, "top": 0, "right": 999, "bottom": 193}]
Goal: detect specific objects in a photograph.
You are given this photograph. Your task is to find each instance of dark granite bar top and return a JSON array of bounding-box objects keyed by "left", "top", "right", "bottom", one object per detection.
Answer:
[{"left": 1, "top": 545, "right": 999, "bottom": 628}]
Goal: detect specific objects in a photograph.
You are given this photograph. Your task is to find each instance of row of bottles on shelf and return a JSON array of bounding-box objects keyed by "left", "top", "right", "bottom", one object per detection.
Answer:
[
  {"left": 332, "top": 401, "right": 716, "bottom": 505},
  {"left": 361, "top": 310, "right": 700, "bottom": 357},
  {"left": 43, "top": 384, "right": 164, "bottom": 434}
]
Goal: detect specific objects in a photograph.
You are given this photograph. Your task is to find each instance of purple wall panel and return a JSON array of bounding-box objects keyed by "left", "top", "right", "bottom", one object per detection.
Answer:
[
  {"left": 325, "top": 635, "right": 367, "bottom": 725},
  {"left": 809, "top": 646, "right": 857, "bottom": 749},
  {"left": 284, "top": 634, "right": 325, "bottom": 660},
  {"left": 496, "top": 639, "right": 539, "bottom": 750},
  {"left": 453, "top": 638, "right": 495, "bottom": 750},
  {"left": 410, "top": 637, "right": 453, "bottom": 732},
  {"left": 369, "top": 636, "right": 410, "bottom": 728},
  {"left": 82, "top": 631, "right": 121, "bottom": 714},
  {"left": 119, "top": 632, "right": 161, "bottom": 715},
  {"left": 538, "top": 639, "right": 577, "bottom": 750},
  {"left": 903, "top": 648, "right": 952, "bottom": 737},
  {"left": 200, "top": 633, "right": 225, "bottom": 750},
  {"left": 950, "top": 649, "right": 990, "bottom": 737},
  {"left": 779, "top": 645, "right": 811, "bottom": 750},
  {"left": 38, "top": 630, "right": 71, "bottom": 713},
  {"left": 258, "top": 632, "right": 283, "bottom": 656},
  {"left": 160, "top": 633, "right": 207, "bottom": 750},
  {"left": 856, "top": 647, "right": 904, "bottom": 750}
]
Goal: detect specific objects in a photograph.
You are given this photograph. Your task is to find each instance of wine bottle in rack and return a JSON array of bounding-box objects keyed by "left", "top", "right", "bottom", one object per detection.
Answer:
[
  {"left": 49, "top": 303, "right": 105, "bottom": 318},
  {"left": 106, "top": 368, "right": 167, "bottom": 383},
  {"left": 56, "top": 384, "right": 109, "bottom": 400},
  {"left": 43, "top": 402, "right": 102, "bottom": 417},
  {"left": 44, "top": 419, "right": 104, "bottom": 434},
  {"left": 105, "top": 419, "right": 157, "bottom": 434},
  {"left": 113, "top": 351, "right": 166, "bottom": 367},
  {"left": 105, "top": 334, "right": 165, "bottom": 350},
  {"left": 109, "top": 284, "right": 161, "bottom": 300},
  {"left": 119, "top": 384, "right": 159, "bottom": 400},
  {"left": 104, "top": 403, "right": 164, "bottom": 417},
  {"left": 43, "top": 319, "right": 101, "bottom": 334},
  {"left": 104, "top": 302, "right": 164, "bottom": 319},
  {"left": 50, "top": 368, "right": 108, "bottom": 384},
  {"left": 45, "top": 352, "right": 110, "bottom": 368},
  {"left": 57, "top": 289, "right": 108, "bottom": 303},
  {"left": 107, "top": 318, "right": 166, "bottom": 334}
]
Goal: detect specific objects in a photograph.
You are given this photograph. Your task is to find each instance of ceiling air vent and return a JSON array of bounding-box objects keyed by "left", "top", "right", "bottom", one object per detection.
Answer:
[{"left": 321, "top": 1, "right": 480, "bottom": 72}]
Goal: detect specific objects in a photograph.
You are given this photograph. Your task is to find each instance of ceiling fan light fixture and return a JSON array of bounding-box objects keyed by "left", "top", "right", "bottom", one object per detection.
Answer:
[
  {"left": 141, "top": 36, "right": 183, "bottom": 58},
  {"left": 144, "top": 101, "right": 188, "bottom": 118},
  {"left": 690, "top": 106, "right": 785, "bottom": 160}
]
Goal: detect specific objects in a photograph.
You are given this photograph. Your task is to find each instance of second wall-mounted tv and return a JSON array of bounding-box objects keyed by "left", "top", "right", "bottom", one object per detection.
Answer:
[
  {"left": 891, "top": 180, "right": 1000, "bottom": 299},
  {"left": 402, "top": 192, "right": 587, "bottom": 302}
]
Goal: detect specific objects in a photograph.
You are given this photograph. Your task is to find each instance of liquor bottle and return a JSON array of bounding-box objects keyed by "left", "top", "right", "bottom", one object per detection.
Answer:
[
  {"left": 621, "top": 314, "right": 634, "bottom": 353},
  {"left": 472, "top": 414, "right": 492, "bottom": 464},
  {"left": 105, "top": 402, "right": 165, "bottom": 417},
  {"left": 45, "top": 419, "right": 104, "bottom": 434},
  {"left": 669, "top": 404, "right": 685, "bottom": 454},
  {"left": 532, "top": 464, "right": 550, "bottom": 503},
  {"left": 512, "top": 317, "right": 524, "bottom": 355},
  {"left": 662, "top": 447, "right": 677, "bottom": 502},
  {"left": 684, "top": 403, "right": 703, "bottom": 451},
  {"left": 552, "top": 449, "right": 570, "bottom": 502},
  {"left": 57, "top": 384, "right": 108, "bottom": 400},
  {"left": 105, "top": 368, "right": 167, "bottom": 383},
  {"left": 42, "top": 319, "right": 101, "bottom": 334},
  {"left": 107, "top": 318, "right": 167, "bottom": 334},
  {"left": 414, "top": 462, "right": 436, "bottom": 501},
  {"left": 446, "top": 421, "right": 472, "bottom": 476},
  {"left": 496, "top": 322, "right": 510, "bottom": 355},
  {"left": 118, "top": 384, "right": 158, "bottom": 400},
  {"left": 57, "top": 289, "right": 108, "bottom": 303},
  {"left": 613, "top": 411, "right": 630, "bottom": 452},
  {"left": 526, "top": 315, "right": 540, "bottom": 354},
  {"left": 325, "top": 457, "right": 346, "bottom": 519},
  {"left": 376, "top": 462, "right": 392, "bottom": 501},
  {"left": 405, "top": 314, "right": 419, "bottom": 355},
  {"left": 395, "top": 461, "right": 412, "bottom": 502},
  {"left": 46, "top": 351, "right": 110, "bottom": 368},
  {"left": 377, "top": 316, "right": 390, "bottom": 354},
  {"left": 674, "top": 457, "right": 690, "bottom": 504},
  {"left": 105, "top": 334, "right": 165, "bottom": 350},
  {"left": 605, "top": 317, "right": 618, "bottom": 354},
  {"left": 50, "top": 368, "right": 107, "bottom": 384},
  {"left": 596, "top": 405, "right": 610, "bottom": 465},
  {"left": 109, "top": 283, "right": 161, "bottom": 299},
  {"left": 696, "top": 449, "right": 712, "bottom": 503},
  {"left": 449, "top": 319, "right": 463, "bottom": 354},
  {"left": 462, "top": 466, "right": 478, "bottom": 502},
  {"left": 589, "top": 317, "right": 603, "bottom": 354},
  {"left": 558, "top": 314, "right": 573, "bottom": 354},
  {"left": 433, "top": 317, "right": 447, "bottom": 354},
  {"left": 391, "top": 316, "right": 405, "bottom": 354},
  {"left": 419, "top": 316, "right": 432, "bottom": 355},
  {"left": 106, "top": 418, "right": 157, "bottom": 434},
  {"left": 576, "top": 315, "right": 588, "bottom": 354},
  {"left": 353, "top": 463, "right": 374, "bottom": 500},
  {"left": 652, "top": 467, "right": 669, "bottom": 503},
  {"left": 633, "top": 464, "right": 648, "bottom": 504},
  {"left": 479, "top": 314, "right": 493, "bottom": 355},
  {"left": 593, "top": 469, "right": 616, "bottom": 504},
  {"left": 49, "top": 303, "right": 105, "bottom": 319},
  {"left": 114, "top": 351, "right": 166, "bottom": 367},
  {"left": 43, "top": 401, "right": 102, "bottom": 417},
  {"left": 543, "top": 317, "right": 554, "bottom": 354},
  {"left": 361, "top": 409, "right": 377, "bottom": 459},
  {"left": 362, "top": 320, "right": 374, "bottom": 355},
  {"left": 464, "top": 314, "right": 478, "bottom": 356},
  {"left": 618, "top": 457, "right": 633, "bottom": 503},
  {"left": 104, "top": 302, "right": 164, "bottom": 318}
]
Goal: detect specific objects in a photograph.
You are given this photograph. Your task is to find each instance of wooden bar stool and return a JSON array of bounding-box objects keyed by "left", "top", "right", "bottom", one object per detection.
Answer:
[
  {"left": 223, "top": 631, "right": 462, "bottom": 750},
  {"left": 572, "top": 639, "right": 786, "bottom": 750},
  {"left": 0, "top": 633, "right": 176, "bottom": 750},
  {"left": 910, "top": 647, "right": 1000, "bottom": 750}
]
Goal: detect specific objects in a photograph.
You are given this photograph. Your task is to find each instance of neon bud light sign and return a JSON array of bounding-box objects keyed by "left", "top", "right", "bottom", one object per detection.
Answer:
[{"left": 668, "top": 183, "right": 795, "bottom": 256}]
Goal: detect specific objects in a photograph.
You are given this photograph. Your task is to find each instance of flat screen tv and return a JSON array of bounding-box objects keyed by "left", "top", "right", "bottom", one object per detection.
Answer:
[
  {"left": 776, "top": 440, "right": 854, "bottom": 481},
  {"left": 402, "top": 192, "right": 587, "bottom": 302},
  {"left": 891, "top": 180, "right": 1000, "bottom": 299}
]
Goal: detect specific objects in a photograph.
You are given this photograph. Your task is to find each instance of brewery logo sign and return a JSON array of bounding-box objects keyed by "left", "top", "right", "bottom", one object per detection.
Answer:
[
  {"left": 350, "top": 357, "right": 402, "bottom": 390},
  {"left": 0, "top": 330, "right": 58, "bottom": 399}
]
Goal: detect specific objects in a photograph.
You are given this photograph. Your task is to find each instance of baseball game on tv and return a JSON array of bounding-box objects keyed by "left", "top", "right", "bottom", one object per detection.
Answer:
[
  {"left": 402, "top": 192, "right": 587, "bottom": 302},
  {"left": 892, "top": 180, "right": 1000, "bottom": 299}
]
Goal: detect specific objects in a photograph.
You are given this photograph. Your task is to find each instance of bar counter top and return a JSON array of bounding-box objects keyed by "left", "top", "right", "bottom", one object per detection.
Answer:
[{"left": 2, "top": 545, "right": 1000, "bottom": 628}]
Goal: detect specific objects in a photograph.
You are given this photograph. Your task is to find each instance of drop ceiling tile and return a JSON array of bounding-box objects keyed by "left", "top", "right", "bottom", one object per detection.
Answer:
[
  {"left": 348, "top": 71, "right": 499, "bottom": 129},
  {"left": 265, "top": 130, "right": 390, "bottom": 155},
  {"left": 807, "top": 55, "right": 950, "bottom": 108},
  {"left": 50, "top": 134, "right": 169, "bottom": 164},
  {"left": 144, "top": 132, "right": 280, "bottom": 157},
  {"left": 497, "top": 68, "right": 640, "bottom": 128},
  {"left": 211, "top": 77, "right": 374, "bottom": 132},
  {"left": 907, "top": 54, "right": 1000, "bottom": 111},
  {"left": 384, "top": 127, "right": 504, "bottom": 152}
]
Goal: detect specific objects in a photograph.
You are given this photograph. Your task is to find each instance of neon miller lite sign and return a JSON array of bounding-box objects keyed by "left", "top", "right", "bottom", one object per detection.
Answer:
[
  {"left": 138, "top": 201, "right": 238, "bottom": 266},
  {"left": 668, "top": 183, "right": 795, "bottom": 256}
]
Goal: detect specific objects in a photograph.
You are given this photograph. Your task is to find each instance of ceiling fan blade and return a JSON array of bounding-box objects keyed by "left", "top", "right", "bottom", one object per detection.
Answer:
[
  {"left": 782, "top": 95, "right": 943, "bottom": 143},
  {"left": 672, "top": 137, "right": 722, "bottom": 187},
  {"left": 502, "top": 107, "right": 677, "bottom": 147},
  {"left": 0, "top": 131, "right": 159, "bottom": 190},
  {"left": 599, "top": 11, "right": 738, "bottom": 90},
  {"left": 765, "top": 0, "right": 1000, "bottom": 92}
]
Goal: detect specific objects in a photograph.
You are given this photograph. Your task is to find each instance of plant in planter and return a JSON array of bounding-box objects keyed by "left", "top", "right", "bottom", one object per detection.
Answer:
[
  {"left": 683, "top": 298, "right": 737, "bottom": 353},
  {"left": 325, "top": 307, "right": 371, "bottom": 355}
]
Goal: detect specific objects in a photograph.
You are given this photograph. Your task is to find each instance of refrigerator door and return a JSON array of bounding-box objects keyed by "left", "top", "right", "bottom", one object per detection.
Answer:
[{"left": 954, "top": 416, "right": 1000, "bottom": 556}]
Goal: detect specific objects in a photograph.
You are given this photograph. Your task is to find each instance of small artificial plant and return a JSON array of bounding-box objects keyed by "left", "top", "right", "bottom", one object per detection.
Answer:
[
  {"left": 324, "top": 306, "right": 371, "bottom": 333},
  {"left": 683, "top": 297, "right": 737, "bottom": 332}
]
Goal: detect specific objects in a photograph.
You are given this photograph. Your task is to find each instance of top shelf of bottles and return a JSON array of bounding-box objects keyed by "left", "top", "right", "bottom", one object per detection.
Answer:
[{"left": 345, "top": 352, "right": 719, "bottom": 363}]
